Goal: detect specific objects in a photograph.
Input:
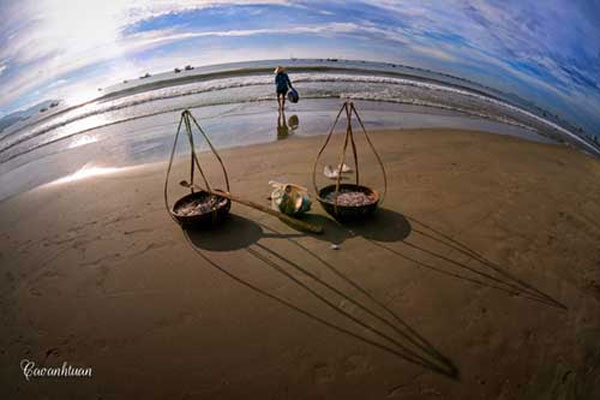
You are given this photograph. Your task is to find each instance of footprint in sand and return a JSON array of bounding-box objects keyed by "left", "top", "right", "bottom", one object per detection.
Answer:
[
  {"left": 312, "top": 362, "right": 335, "bottom": 384},
  {"left": 29, "top": 286, "right": 42, "bottom": 296},
  {"left": 341, "top": 354, "right": 372, "bottom": 376}
]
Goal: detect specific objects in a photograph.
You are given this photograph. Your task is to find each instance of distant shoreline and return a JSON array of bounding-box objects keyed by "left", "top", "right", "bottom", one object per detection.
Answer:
[{"left": 1, "top": 59, "right": 598, "bottom": 168}]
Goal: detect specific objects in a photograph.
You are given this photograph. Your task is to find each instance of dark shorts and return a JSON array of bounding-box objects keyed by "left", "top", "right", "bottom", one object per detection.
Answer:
[{"left": 276, "top": 87, "right": 288, "bottom": 96}]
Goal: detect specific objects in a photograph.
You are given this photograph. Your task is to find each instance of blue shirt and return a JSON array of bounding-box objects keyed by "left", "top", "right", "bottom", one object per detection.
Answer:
[{"left": 275, "top": 72, "right": 292, "bottom": 91}]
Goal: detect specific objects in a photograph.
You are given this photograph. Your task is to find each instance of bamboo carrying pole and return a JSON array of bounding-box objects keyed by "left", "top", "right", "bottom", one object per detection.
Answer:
[{"left": 179, "top": 181, "right": 323, "bottom": 234}]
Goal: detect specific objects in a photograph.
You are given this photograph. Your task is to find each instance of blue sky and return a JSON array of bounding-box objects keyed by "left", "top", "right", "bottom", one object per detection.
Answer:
[{"left": 0, "top": 0, "right": 599, "bottom": 134}]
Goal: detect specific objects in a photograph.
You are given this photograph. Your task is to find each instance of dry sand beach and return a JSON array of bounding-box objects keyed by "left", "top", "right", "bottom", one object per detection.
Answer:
[{"left": 1, "top": 128, "right": 600, "bottom": 398}]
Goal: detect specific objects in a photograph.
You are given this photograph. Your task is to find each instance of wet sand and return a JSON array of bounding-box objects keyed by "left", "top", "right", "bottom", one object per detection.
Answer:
[{"left": 1, "top": 129, "right": 600, "bottom": 399}]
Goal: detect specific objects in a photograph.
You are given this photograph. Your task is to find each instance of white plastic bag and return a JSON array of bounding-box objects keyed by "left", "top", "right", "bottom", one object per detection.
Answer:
[{"left": 323, "top": 163, "right": 353, "bottom": 179}]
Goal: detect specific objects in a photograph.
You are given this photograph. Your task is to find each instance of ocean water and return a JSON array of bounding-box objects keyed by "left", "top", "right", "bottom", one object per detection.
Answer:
[{"left": 0, "top": 58, "right": 597, "bottom": 200}]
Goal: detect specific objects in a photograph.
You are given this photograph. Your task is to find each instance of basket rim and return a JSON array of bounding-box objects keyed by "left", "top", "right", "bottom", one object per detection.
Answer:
[
  {"left": 171, "top": 190, "right": 230, "bottom": 219},
  {"left": 317, "top": 183, "right": 380, "bottom": 207}
]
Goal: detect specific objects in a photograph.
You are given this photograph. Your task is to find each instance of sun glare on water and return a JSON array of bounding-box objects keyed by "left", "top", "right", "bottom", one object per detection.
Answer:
[
  {"left": 46, "top": 164, "right": 132, "bottom": 186},
  {"left": 68, "top": 135, "right": 99, "bottom": 149}
]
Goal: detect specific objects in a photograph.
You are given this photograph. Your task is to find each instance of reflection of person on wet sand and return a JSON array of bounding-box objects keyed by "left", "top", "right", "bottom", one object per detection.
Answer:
[
  {"left": 277, "top": 109, "right": 289, "bottom": 139},
  {"left": 277, "top": 110, "right": 299, "bottom": 140},
  {"left": 288, "top": 114, "right": 299, "bottom": 130}
]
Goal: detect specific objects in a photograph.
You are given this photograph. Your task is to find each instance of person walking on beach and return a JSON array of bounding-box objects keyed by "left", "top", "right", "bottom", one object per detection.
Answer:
[{"left": 274, "top": 66, "right": 293, "bottom": 111}]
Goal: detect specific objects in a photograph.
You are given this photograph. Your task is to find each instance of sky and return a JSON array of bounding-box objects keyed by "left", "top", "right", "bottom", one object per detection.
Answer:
[{"left": 0, "top": 0, "right": 599, "bottom": 135}]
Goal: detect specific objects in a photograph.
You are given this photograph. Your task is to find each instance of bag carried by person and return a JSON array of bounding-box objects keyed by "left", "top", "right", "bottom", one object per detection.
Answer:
[{"left": 287, "top": 88, "right": 299, "bottom": 103}]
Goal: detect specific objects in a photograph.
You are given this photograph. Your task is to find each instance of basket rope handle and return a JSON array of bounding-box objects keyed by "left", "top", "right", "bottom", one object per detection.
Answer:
[
  {"left": 312, "top": 102, "right": 347, "bottom": 200},
  {"left": 350, "top": 102, "right": 388, "bottom": 205},
  {"left": 183, "top": 111, "right": 212, "bottom": 193},
  {"left": 187, "top": 114, "right": 195, "bottom": 193},
  {"left": 164, "top": 113, "right": 184, "bottom": 223},
  {"left": 349, "top": 104, "right": 360, "bottom": 187},
  {"left": 333, "top": 104, "right": 352, "bottom": 214},
  {"left": 188, "top": 112, "right": 230, "bottom": 192}
]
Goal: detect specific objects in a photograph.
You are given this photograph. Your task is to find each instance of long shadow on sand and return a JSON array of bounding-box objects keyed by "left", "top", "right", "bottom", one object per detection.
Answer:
[
  {"left": 183, "top": 214, "right": 459, "bottom": 379},
  {"left": 295, "top": 208, "right": 566, "bottom": 310},
  {"left": 182, "top": 205, "right": 566, "bottom": 380}
]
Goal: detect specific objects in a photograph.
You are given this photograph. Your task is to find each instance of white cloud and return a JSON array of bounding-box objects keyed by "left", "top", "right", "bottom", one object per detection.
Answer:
[
  {"left": 1, "top": 0, "right": 298, "bottom": 65},
  {"left": 0, "top": 19, "right": 413, "bottom": 108},
  {"left": 0, "top": 0, "right": 304, "bottom": 109},
  {"left": 410, "top": 45, "right": 458, "bottom": 62},
  {"left": 1, "top": 0, "right": 598, "bottom": 131}
]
